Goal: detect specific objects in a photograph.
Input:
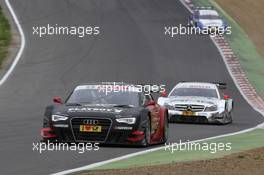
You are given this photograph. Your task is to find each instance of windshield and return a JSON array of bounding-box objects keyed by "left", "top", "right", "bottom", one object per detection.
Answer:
[
  {"left": 66, "top": 88, "right": 142, "bottom": 107},
  {"left": 170, "top": 88, "right": 218, "bottom": 98},
  {"left": 199, "top": 15, "right": 220, "bottom": 20}
]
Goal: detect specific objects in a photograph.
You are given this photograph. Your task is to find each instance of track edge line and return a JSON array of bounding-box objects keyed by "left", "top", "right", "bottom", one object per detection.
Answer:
[{"left": 0, "top": 0, "right": 25, "bottom": 86}]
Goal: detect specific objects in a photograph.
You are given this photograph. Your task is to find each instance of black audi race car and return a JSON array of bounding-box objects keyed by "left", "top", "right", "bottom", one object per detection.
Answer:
[{"left": 41, "top": 83, "right": 168, "bottom": 146}]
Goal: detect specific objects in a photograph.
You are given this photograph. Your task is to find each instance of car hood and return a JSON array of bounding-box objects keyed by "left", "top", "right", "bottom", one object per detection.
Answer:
[
  {"left": 164, "top": 96, "right": 219, "bottom": 106},
  {"left": 199, "top": 19, "right": 223, "bottom": 27},
  {"left": 52, "top": 104, "right": 142, "bottom": 118}
]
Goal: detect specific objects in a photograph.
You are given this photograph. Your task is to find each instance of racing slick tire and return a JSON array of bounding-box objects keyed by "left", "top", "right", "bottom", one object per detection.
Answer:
[
  {"left": 222, "top": 113, "right": 233, "bottom": 125},
  {"left": 141, "top": 117, "right": 151, "bottom": 147},
  {"left": 227, "top": 113, "right": 233, "bottom": 124},
  {"left": 162, "top": 113, "right": 169, "bottom": 144}
]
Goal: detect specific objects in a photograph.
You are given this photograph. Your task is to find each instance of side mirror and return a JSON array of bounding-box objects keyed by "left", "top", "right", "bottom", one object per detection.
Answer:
[
  {"left": 53, "top": 96, "right": 63, "bottom": 104},
  {"left": 147, "top": 100, "right": 156, "bottom": 106},
  {"left": 161, "top": 90, "right": 167, "bottom": 97},
  {"left": 223, "top": 95, "right": 230, "bottom": 100}
]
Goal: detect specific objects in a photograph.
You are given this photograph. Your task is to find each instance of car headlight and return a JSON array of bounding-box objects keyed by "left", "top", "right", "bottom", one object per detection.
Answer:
[
  {"left": 52, "top": 114, "right": 68, "bottom": 121},
  {"left": 116, "top": 117, "right": 136, "bottom": 124},
  {"left": 205, "top": 105, "right": 218, "bottom": 112},
  {"left": 164, "top": 103, "right": 174, "bottom": 110}
]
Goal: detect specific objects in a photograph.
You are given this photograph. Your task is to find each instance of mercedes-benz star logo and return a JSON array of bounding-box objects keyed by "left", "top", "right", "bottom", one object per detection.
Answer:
[{"left": 187, "top": 105, "right": 192, "bottom": 111}]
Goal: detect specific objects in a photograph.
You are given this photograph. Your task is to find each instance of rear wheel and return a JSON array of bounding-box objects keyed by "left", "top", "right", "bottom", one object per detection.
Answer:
[
  {"left": 141, "top": 118, "right": 151, "bottom": 147},
  {"left": 162, "top": 113, "right": 169, "bottom": 143}
]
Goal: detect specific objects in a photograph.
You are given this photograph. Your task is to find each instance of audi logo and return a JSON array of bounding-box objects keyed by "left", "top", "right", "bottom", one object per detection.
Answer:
[{"left": 83, "top": 119, "right": 99, "bottom": 125}]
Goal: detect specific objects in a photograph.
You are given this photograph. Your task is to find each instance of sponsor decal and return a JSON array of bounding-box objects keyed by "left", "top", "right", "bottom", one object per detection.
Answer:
[{"left": 68, "top": 107, "right": 122, "bottom": 113}]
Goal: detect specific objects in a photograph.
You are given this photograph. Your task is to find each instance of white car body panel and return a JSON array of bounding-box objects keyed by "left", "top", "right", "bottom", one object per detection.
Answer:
[{"left": 199, "top": 19, "right": 224, "bottom": 28}]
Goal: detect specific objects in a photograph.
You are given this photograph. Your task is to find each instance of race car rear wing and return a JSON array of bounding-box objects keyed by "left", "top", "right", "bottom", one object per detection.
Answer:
[
  {"left": 177, "top": 81, "right": 227, "bottom": 90},
  {"left": 194, "top": 6, "right": 214, "bottom": 10},
  {"left": 212, "top": 82, "right": 227, "bottom": 89}
]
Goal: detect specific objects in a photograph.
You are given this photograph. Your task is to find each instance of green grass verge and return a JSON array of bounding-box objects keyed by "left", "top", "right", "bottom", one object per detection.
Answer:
[
  {"left": 0, "top": 5, "right": 11, "bottom": 68},
  {"left": 193, "top": 0, "right": 264, "bottom": 99},
  {"left": 91, "top": 129, "right": 264, "bottom": 170}
]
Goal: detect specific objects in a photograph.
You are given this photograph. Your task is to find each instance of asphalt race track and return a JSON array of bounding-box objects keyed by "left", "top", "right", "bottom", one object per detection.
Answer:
[{"left": 0, "top": 0, "right": 263, "bottom": 174}]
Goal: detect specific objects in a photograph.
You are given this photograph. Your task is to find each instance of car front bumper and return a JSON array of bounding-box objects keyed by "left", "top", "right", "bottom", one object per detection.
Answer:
[
  {"left": 41, "top": 122, "right": 146, "bottom": 146},
  {"left": 168, "top": 110, "right": 226, "bottom": 124}
]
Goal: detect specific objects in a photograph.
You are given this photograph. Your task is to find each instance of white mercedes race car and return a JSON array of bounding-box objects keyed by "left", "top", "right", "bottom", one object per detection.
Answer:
[{"left": 158, "top": 82, "right": 233, "bottom": 124}]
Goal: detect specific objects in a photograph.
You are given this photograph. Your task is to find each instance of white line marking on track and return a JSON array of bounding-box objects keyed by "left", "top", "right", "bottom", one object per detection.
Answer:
[{"left": 0, "top": 0, "right": 25, "bottom": 87}]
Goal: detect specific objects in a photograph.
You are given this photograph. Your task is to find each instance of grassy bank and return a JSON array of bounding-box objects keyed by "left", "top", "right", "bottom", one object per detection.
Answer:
[
  {"left": 85, "top": 129, "right": 264, "bottom": 171},
  {"left": 0, "top": 5, "right": 11, "bottom": 67}
]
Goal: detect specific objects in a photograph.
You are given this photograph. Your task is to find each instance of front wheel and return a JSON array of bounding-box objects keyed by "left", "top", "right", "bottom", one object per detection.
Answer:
[
  {"left": 223, "top": 113, "right": 233, "bottom": 124},
  {"left": 227, "top": 113, "right": 233, "bottom": 124}
]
